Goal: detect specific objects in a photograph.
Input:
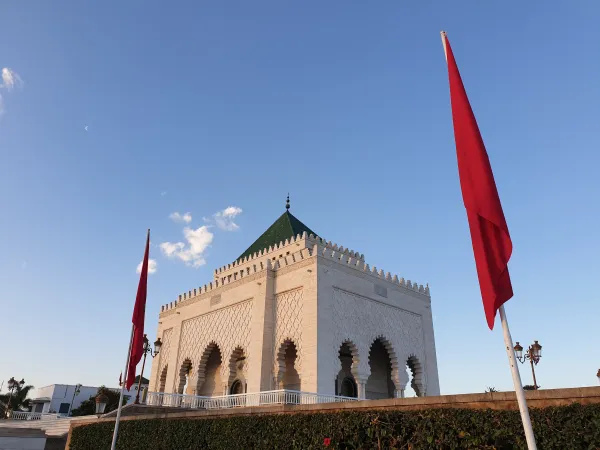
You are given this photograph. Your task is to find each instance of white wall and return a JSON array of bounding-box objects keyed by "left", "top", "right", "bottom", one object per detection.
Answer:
[
  {"left": 32, "top": 384, "right": 141, "bottom": 415},
  {"left": 316, "top": 251, "right": 440, "bottom": 398}
]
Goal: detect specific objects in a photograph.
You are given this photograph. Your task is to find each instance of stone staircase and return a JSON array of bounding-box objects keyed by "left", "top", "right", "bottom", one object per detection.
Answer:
[{"left": 0, "top": 416, "right": 94, "bottom": 437}]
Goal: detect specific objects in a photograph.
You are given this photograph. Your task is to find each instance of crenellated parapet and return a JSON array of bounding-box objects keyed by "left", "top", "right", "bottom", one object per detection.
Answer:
[
  {"left": 160, "top": 233, "right": 428, "bottom": 315},
  {"left": 212, "top": 232, "right": 364, "bottom": 282},
  {"left": 314, "top": 243, "right": 430, "bottom": 297},
  {"left": 160, "top": 259, "right": 272, "bottom": 314}
]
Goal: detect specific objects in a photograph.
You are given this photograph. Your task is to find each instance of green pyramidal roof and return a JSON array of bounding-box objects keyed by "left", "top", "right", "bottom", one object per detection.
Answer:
[{"left": 237, "top": 210, "right": 318, "bottom": 261}]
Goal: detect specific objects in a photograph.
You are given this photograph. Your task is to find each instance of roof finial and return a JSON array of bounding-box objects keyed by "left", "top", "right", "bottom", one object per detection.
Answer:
[{"left": 286, "top": 193, "right": 290, "bottom": 210}]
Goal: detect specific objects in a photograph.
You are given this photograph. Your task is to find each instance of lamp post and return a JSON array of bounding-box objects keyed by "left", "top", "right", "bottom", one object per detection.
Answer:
[
  {"left": 95, "top": 393, "right": 108, "bottom": 418},
  {"left": 134, "top": 335, "right": 162, "bottom": 404},
  {"left": 68, "top": 384, "right": 82, "bottom": 416},
  {"left": 514, "top": 340, "right": 542, "bottom": 390},
  {"left": 5, "top": 377, "right": 25, "bottom": 418}
]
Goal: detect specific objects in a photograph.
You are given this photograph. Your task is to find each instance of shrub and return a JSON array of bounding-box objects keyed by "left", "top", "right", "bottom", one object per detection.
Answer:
[
  {"left": 71, "top": 386, "right": 129, "bottom": 417},
  {"left": 69, "top": 403, "right": 600, "bottom": 449}
]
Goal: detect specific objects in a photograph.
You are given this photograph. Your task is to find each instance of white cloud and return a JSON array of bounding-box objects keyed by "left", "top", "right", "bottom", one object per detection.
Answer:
[
  {"left": 169, "top": 212, "right": 192, "bottom": 224},
  {"left": 160, "top": 226, "right": 213, "bottom": 268},
  {"left": 160, "top": 241, "right": 185, "bottom": 257},
  {"left": 160, "top": 191, "right": 167, "bottom": 197},
  {"left": 137, "top": 258, "right": 157, "bottom": 275},
  {"left": 213, "top": 206, "right": 243, "bottom": 231},
  {"left": 0, "top": 68, "right": 23, "bottom": 116},
  {"left": 1, "top": 68, "right": 23, "bottom": 91}
]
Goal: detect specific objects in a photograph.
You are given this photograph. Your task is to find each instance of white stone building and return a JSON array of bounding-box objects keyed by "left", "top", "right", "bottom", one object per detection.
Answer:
[
  {"left": 28, "top": 381, "right": 144, "bottom": 415},
  {"left": 149, "top": 200, "right": 440, "bottom": 401}
]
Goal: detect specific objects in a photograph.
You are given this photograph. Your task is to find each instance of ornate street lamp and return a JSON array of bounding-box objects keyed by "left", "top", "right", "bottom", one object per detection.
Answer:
[
  {"left": 514, "top": 340, "right": 542, "bottom": 390},
  {"left": 95, "top": 393, "right": 109, "bottom": 417},
  {"left": 134, "top": 335, "right": 161, "bottom": 404}
]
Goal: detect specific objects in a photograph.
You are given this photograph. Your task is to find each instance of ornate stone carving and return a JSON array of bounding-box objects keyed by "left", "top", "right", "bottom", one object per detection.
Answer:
[
  {"left": 273, "top": 288, "right": 304, "bottom": 375},
  {"left": 154, "top": 328, "right": 173, "bottom": 391},
  {"left": 174, "top": 299, "right": 253, "bottom": 391},
  {"left": 331, "top": 288, "right": 426, "bottom": 391}
]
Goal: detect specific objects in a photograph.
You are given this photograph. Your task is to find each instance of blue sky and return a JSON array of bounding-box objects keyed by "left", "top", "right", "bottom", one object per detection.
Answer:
[{"left": 1, "top": 1, "right": 599, "bottom": 397}]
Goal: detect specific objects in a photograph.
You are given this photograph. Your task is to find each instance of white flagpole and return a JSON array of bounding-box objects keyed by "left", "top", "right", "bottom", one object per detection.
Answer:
[
  {"left": 441, "top": 30, "right": 448, "bottom": 61},
  {"left": 440, "top": 30, "right": 538, "bottom": 449},
  {"left": 499, "top": 305, "right": 537, "bottom": 449},
  {"left": 111, "top": 325, "right": 135, "bottom": 450}
]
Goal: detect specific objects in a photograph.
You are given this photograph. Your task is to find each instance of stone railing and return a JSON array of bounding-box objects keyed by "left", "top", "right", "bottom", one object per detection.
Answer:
[
  {"left": 145, "top": 389, "right": 358, "bottom": 410},
  {"left": 6, "top": 411, "right": 63, "bottom": 421}
]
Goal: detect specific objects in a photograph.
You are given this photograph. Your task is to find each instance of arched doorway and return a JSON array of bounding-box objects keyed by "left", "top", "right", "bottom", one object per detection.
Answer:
[
  {"left": 229, "top": 380, "right": 244, "bottom": 395},
  {"left": 335, "top": 342, "right": 358, "bottom": 398},
  {"left": 227, "top": 347, "right": 247, "bottom": 394},
  {"left": 177, "top": 359, "right": 193, "bottom": 395},
  {"left": 276, "top": 340, "right": 301, "bottom": 390},
  {"left": 197, "top": 344, "right": 223, "bottom": 396},
  {"left": 366, "top": 338, "right": 395, "bottom": 400},
  {"left": 340, "top": 377, "right": 358, "bottom": 397},
  {"left": 406, "top": 356, "right": 424, "bottom": 397}
]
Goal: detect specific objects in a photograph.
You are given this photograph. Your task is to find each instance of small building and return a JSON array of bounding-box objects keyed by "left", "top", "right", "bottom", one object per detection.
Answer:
[
  {"left": 149, "top": 200, "right": 440, "bottom": 400},
  {"left": 28, "top": 379, "right": 147, "bottom": 415}
]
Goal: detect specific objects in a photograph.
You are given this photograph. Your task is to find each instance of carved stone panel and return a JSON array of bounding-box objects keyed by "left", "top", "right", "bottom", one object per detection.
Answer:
[
  {"left": 174, "top": 299, "right": 253, "bottom": 391},
  {"left": 331, "top": 288, "right": 425, "bottom": 385},
  {"left": 154, "top": 328, "right": 173, "bottom": 391},
  {"left": 274, "top": 288, "right": 304, "bottom": 374}
]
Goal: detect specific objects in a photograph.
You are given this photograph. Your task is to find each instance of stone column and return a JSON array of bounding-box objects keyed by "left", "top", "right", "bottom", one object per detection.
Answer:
[
  {"left": 394, "top": 388, "right": 405, "bottom": 398},
  {"left": 416, "top": 381, "right": 426, "bottom": 397},
  {"left": 393, "top": 369, "right": 408, "bottom": 399},
  {"left": 246, "top": 260, "right": 276, "bottom": 393},
  {"left": 356, "top": 376, "right": 368, "bottom": 400}
]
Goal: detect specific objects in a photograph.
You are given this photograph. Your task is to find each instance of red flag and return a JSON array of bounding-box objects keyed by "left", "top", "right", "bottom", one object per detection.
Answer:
[
  {"left": 126, "top": 231, "right": 150, "bottom": 389},
  {"left": 443, "top": 34, "right": 513, "bottom": 330}
]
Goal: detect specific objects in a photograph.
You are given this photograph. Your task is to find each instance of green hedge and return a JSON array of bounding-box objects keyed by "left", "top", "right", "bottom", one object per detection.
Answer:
[{"left": 70, "top": 403, "right": 600, "bottom": 449}]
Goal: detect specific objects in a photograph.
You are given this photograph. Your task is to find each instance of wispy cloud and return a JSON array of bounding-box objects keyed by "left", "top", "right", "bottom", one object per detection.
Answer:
[
  {"left": 169, "top": 212, "right": 192, "bottom": 224},
  {"left": 160, "top": 191, "right": 167, "bottom": 197},
  {"left": 0, "top": 68, "right": 23, "bottom": 116},
  {"left": 137, "top": 259, "right": 157, "bottom": 275},
  {"left": 1, "top": 68, "right": 23, "bottom": 91},
  {"left": 160, "top": 226, "right": 213, "bottom": 268},
  {"left": 212, "top": 206, "right": 243, "bottom": 231}
]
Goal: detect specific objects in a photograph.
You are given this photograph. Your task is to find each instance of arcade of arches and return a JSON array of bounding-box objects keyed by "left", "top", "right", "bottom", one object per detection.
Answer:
[
  {"left": 175, "top": 344, "right": 248, "bottom": 397},
  {"left": 336, "top": 338, "right": 425, "bottom": 399},
  {"left": 172, "top": 338, "right": 423, "bottom": 399}
]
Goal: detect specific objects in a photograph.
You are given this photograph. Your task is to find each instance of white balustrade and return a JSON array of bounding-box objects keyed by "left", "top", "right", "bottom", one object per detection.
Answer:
[
  {"left": 145, "top": 389, "right": 358, "bottom": 411},
  {"left": 7, "top": 411, "right": 63, "bottom": 421}
]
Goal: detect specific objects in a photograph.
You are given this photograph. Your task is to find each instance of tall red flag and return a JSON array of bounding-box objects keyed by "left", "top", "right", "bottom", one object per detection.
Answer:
[
  {"left": 126, "top": 231, "right": 150, "bottom": 389},
  {"left": 443, "top": 35, "right": 513, "bottom": 330}
]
